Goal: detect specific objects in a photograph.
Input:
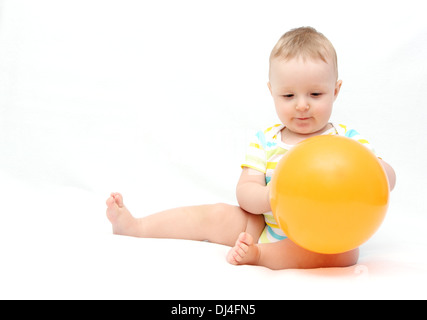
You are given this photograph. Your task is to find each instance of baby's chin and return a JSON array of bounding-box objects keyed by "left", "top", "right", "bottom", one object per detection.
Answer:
[
  {"left": 284, "top": 122, "right": 332, "bottom": 139},
  {"left": 297, "top": 122, "right": 331, "bottom": 134},
  {"left": 286, "top": 126, "right": 317, "bottom": 136}
]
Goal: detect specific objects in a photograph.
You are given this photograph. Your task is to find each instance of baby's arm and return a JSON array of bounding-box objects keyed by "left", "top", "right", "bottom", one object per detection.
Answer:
[
  {"left": 236, "top": 168, "right": 270, "bottom": 214},
  {"left": 236, "top": 159, "right": 396, "bottom": 215},
  {"left": 379, "top": 159, "right": 396, "bottom": 191}
]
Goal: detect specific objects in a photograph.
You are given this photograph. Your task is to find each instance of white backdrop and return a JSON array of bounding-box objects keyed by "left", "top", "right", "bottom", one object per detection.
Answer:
[{"left": 1, "top": 0, "right": 426, "bottom": 299}]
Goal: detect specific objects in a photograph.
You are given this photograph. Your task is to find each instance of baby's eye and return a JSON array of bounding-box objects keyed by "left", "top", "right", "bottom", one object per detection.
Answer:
[
  {"left": 283, "top": 94, "right": 294, "bottom": 98},
  {"left": 311, "top": 93, "right": 322, "bottom": 97}
]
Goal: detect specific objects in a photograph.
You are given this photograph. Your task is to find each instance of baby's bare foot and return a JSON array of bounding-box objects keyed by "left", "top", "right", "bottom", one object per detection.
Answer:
[
  {"left": 106, "top": 192, "right": 139, "bottom": 236},
  {"left": 226, "top": 232, "right": 260, "bottom": 266}
]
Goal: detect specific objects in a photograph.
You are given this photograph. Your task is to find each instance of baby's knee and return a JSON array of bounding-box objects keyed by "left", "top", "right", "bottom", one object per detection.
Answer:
[
  {"left": 211, "top": 202, "right": 232, "bottom": 214},
  {"left": 193, "top": 203, "right": 229, "bottom": 224},
  {"left": 204, "top": 203, "right": 232, "bottom": 221}
]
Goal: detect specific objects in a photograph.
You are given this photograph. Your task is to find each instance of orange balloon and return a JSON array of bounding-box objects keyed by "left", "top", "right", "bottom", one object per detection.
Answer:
[{"left": 270, "top": 135, "right": 389, "bottom": 254}]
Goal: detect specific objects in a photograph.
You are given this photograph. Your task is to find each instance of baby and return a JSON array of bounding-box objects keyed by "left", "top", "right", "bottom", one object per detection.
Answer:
[{"left": 106, "top": 27, "right": 396, "bottom": 270}]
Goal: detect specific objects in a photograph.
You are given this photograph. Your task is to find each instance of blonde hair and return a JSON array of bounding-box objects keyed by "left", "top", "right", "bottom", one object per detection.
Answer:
[{"left": 269, "top": 27, "right": 338, "bottom": 79}]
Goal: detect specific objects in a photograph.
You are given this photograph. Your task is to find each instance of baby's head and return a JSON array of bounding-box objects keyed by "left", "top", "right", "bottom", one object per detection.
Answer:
[
  {"left": 268, "top": 27, "right": 342, "bottom": 138},
  {"left": 269, "top": 26, "right": 338, "bottom": 80}
]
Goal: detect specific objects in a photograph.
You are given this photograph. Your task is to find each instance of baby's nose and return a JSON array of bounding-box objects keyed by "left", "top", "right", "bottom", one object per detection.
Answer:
[{"left": 296, "top": 101, "right": 310, "bottom": 111}]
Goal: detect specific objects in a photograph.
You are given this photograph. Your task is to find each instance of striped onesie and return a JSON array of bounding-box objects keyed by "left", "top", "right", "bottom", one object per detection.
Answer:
[{"left": 241, "top": 123, "right": 376, "bottom": 244}]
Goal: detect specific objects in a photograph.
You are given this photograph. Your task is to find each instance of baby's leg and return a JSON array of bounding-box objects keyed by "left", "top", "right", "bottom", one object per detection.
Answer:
[
  {"left": 227, "top": 232, "right": 359, "bottom": 270},
  {"left": 106, "top": 193, "right": 265, "bottom": 247}
]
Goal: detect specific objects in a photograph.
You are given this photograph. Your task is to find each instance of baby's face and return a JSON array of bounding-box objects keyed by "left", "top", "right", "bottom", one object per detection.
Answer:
[{"left": 268, "top": 57, "right": 342, "bottom": 137}]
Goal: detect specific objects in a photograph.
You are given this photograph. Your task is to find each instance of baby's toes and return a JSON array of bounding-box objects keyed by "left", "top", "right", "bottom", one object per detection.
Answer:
[
  {"left": 235, "top": 242, "right": 249, "bottom": 258},
  {"left": 113, "top": 193, "right": 124, "bottom": 207},
  {"left": 106, "top": 196, "right": 116, "bottom": 208},
  {"left": 238, "top": 232, "right": 254, "bottom": 246}
]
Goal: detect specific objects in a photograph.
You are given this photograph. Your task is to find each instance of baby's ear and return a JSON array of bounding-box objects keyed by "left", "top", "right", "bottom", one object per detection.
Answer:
[
  {"left": 334, "top": 80, "right": 343, "bottom": 100},
  {"left": 267, "top": 82, "right": 273, "bottom": 95}
]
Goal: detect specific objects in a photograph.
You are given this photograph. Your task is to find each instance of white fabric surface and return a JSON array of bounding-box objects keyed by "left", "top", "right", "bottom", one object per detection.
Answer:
[{"left": 1, "top": 0, "right": 426, "bottom": 299}]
